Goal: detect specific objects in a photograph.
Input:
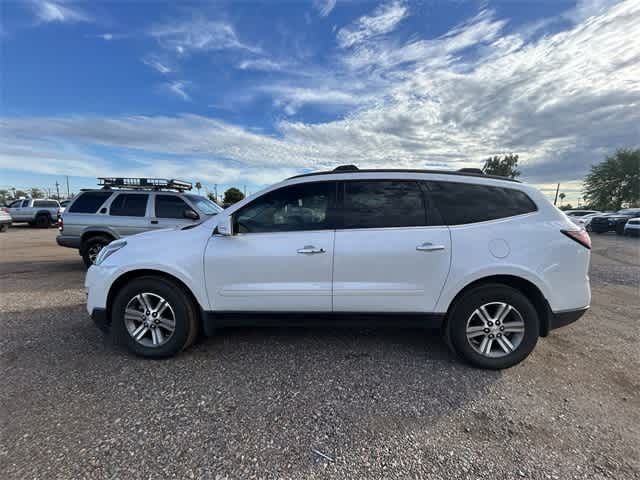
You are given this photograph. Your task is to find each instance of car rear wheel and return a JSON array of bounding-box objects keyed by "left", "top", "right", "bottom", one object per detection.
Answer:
[
  {"left": 446, "top": 284, "right": 539, "bottom": 369},
  {"left": 0, "top": 223, "right": 8, "bottom": 232},
  {"left": 111, "top": 277, "right": 199, "bottom": 358},
  {"left": 81, "top": 235, "right": 112, "bottom": 267},
  {"left": 35, "top": 214, "right": 50, "bottom": 228}
]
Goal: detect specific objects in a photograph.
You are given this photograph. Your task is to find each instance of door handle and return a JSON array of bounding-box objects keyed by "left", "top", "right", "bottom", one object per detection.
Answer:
[
  {"left": 297, "top": 245, "right": 326, "bottom": 254},
  {"left": 150, "top": 220, "right": 158, "bottom": 224},
  {"left": 416, "top": 242, "right": 445, "bottom": 252}
]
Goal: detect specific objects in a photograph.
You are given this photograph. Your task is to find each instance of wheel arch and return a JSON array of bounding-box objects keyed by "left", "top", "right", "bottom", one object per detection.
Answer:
[
  {"left": 444, "top": 274, "right": 552, "bottom": 337},
  {"left": 80, "top": 229, "right": 116, "bottom": 244},
  {"left": 105, "top": 269, "right": 204, "bottom": 331}
]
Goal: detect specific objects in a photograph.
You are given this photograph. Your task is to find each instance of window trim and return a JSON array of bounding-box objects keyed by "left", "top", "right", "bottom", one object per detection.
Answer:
[
  {"left": 334, "top": 179, "right": 430, "bottom": 231},
  {"left": 232, "top": 180, "right": 339, "bottom": 234}
]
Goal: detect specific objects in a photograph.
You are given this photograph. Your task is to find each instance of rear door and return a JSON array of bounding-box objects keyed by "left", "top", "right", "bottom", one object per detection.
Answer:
[
  {"left": 106, "top": 193, "right": 151, "bottom": 236},
  {"left": 332, "top": 180, "right": 451, "bottom": 312},
  {"left": 149, "top": 194, "right": 199, "bottom": 230}
]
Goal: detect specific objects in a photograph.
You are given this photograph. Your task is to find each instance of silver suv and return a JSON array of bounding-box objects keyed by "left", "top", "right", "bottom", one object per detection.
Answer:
[
  {"left": 7, "top": 198, "right": 60, "bottom": 227},
  {"left": 57, "top": 178, "right": 222, "bottom": 266}
]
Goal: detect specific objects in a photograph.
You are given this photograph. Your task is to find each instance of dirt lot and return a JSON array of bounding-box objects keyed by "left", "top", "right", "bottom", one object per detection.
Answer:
[{"left": 1, "top": 226, "right": 638, "bottom": 480}]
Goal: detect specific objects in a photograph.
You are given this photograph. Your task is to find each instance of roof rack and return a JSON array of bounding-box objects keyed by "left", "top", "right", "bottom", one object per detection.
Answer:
[
  {"left": 289, "top": 165, "right": 519, "bottom": 182},
  {"left": 97, "top": 178, "right": 193, "bottom": 192}
]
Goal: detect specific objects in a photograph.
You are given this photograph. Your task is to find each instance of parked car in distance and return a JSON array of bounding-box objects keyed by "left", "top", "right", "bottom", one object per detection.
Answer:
[
  {"left": 623, "top": 218, "right": 640, "bottom": 237},
  {"left": 565, "top": 209, "right": 600, "bottom": 226},
  {"left": 0, "top": 207, "right": 12, "bottom": 232},
  {"left": 57, "top": 178, "right": 223, "bottom": 267},
  {"left": 85, "top": 166, "right": 591, "bottom": 370},
  {"left": 589, "top": 208, "right": 640, "bottom": 235},
  {"left": 7, "top": 198, "right": 60, "bottom": 227},
  {"left": 574, "top": 212, "right": 601, "bottom": 230}
]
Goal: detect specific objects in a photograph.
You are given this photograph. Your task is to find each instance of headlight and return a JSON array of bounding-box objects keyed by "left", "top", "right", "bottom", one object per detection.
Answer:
[{"left": 95, "top": 240, "right": 127, "bottom": 266}]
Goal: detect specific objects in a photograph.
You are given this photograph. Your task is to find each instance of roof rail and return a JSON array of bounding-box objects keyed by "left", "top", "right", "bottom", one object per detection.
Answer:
[
  {"left": 97, "top": 177, "right": 193, "bottom": 192},
  {"left": 288, "top": 168, "right": 520, "bottom": 182}
]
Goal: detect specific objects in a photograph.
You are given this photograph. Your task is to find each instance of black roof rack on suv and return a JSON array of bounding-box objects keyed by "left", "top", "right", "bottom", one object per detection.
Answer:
[
  {"left": 288, "top": 165, "right": 519, "bottom": 182},
  {"left": 96, "top": 178, "right": 193, "bottom": 192}
]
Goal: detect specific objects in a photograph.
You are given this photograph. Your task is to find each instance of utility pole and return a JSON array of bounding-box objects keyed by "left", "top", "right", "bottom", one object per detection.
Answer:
[
  {"left": 553, "top": 183, "right": 560, "bottom": 206},
  {"left": 66, "top": 176, "right": 70, "bottom": 198},
  {"left": 214, "top": 184, "right": 218, "bottom": 203},
  {"left": 55, "top": 181, "right": 60, "bottom": 200},
  {"left": 243, "top": 185, "right": 246, "bottom": 197}
]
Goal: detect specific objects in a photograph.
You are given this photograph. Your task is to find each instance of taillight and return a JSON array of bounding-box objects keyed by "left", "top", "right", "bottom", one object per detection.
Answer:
[
  {"left": 0, "top": 207, "right": 8, "bottom": 213},
  {"left": 58, "top": 216, "right": 63, "bottom": 232},
  {"left": 561, "top": 228, "right": 591, "bottom": 249}
]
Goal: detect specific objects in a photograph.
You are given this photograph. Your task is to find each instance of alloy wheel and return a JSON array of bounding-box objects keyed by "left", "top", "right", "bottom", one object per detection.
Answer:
[
  {"left": 465, "top": 302, "right": 525, "bottom": 358},
  {"left": 124, "top": 292, "right": 176, "bottom": 348}
]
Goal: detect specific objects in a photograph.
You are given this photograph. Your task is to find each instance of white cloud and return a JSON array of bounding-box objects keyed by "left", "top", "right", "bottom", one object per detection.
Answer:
[
  {"left": 236, "top": 58, "right": 286, "bottom": 72},
  {"left": 149, "top": 17, "right": 259, "bottom": 55},
  {"left": 29, "top": 0, "right": 92, "bottom": 23},
  {"left": 337, "top": 0, "right": 408, "bottom": 48},
  {"left": 314, "top": 0, "right": 337, "bottom": 18},
  {"left": 165, "top": 81, "right": 191, "bottom": 101},
  {"left": 143, "top": 57, "right": 173, "bottom": 74}
]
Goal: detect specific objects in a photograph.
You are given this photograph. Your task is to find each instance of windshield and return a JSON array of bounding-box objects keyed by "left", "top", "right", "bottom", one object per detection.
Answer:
[
  {"left": 616, "top": 208, "right": 640, "bottom": 215},
  {"left": 185, "top": 194, "right": 223, "bottom": 215}
]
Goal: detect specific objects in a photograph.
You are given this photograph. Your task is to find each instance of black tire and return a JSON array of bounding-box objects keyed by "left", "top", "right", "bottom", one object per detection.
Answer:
[
  {"left": 35, "top": 214, "right": 51, "bottom": 228},
  {"left": 0, "top": 223, "right": 8, "bottom": 232},
  {"left": 615, "top": 223, "right": 626, "bottom": 235},
  {"left": 81, "top": 235, "right": 112, "bottom": 267},
  {"left": 111, "top": 276, "right": 199, "bottom": 358},
  {"left": 446, "top": 283, "right": 539, "bottom": 369}
]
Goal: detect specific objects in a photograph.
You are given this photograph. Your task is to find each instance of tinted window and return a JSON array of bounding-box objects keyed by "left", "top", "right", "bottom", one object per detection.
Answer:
[
  {"left": 109, "top": 194, "right": 148, "bottom": 217},
  {"left": 34, "top": 200, "right": 59, "bottom": 208},
  {"left": 427, "top": 181, "right": 537, "bottom": 225},
  {"left": 155, "top": 195, "right": 191, "bottom": 218},
  {"left": 22, "top": 200, "right": 31, "bottom": 207},
  {"left": 341, "top": 181, "right": 426, "bottom": 229},
  {"left": 236, "top": 182, "right": 331, "bottom": 233},
  {"left": 68, "top": 192, "right": 113, "bottom": 213}
]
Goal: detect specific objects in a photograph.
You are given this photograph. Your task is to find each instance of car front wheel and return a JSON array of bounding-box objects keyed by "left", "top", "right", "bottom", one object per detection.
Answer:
[
  {"left": 446, "top": 284, "right": 539, "bottom": 369},
  {"left": 111, "top": 276, "right": 199, "bottom": 358}
]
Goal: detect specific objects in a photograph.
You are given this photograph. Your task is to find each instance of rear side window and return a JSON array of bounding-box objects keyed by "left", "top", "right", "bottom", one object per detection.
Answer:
[
  {"left": 341, "top": 181, "right": 426, "bottom": 229},
  {"left": 155, "top": 195, "right": 191, "bottom": 218},
  {"left": 34, "top": 200, "right": 59, "bottom": 208},
  {"left": 109, "top": 194, "right": 148, "bottom": 217},
  {"left": 68, "top": 192, "right": 113, "bottom": 213},
  {"left": 426, "top": 181, "right": 537, "bottom": 225}
]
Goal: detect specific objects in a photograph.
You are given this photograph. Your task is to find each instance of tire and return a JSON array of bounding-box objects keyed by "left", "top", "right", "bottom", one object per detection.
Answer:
[
  {"left": 111, "top": 276, "right": 199, "bottom": 358},
  {"left": 0, "top": 223, "right": 8, "bottom": 232},
  {"left": 81, "top": 235, "right": 112, "bottom": 267},
  {"left": 35, "top": 214, "right": 51, "bottom": 228},
  {"left": 446, "top": 283, "right": 539, "bottom": 369},
  {"left": 615, "top": 223, "right": 625, "bottom": 235}
]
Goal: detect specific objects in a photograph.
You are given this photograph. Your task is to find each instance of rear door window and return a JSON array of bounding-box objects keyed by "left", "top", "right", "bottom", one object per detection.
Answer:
[
  {"left": 426, "top": 181, "right": 537, "bottom": 225},
  {"left": 155, "top": 195, "right": 191, "bottom": 218},
  {"left": 340, "top": 180, "right": 427, "bottom": 229},
  {"left": 68, "top": 192, "right": 113, "bottom": 213},
  {"left": 109, "top": 194, "right": 149, "bottom": 217}
]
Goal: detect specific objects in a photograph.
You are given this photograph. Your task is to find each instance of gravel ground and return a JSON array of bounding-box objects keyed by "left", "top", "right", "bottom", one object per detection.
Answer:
[{"left": 1, "top": 226, "right": 638, "bottom": 480}]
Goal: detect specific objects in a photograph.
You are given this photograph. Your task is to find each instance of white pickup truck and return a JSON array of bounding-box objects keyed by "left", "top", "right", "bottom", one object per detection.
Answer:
[{"left": 7, "top": 198, "right": 60, "bottom": 228}]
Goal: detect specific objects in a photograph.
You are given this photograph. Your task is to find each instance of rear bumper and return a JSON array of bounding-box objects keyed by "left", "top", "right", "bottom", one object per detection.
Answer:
[
  {"left": 56, "top": 234, "right": 81, "bottom": 249},
  {"left": 549, "top": 307, "right": 588, "bottom": 331}
]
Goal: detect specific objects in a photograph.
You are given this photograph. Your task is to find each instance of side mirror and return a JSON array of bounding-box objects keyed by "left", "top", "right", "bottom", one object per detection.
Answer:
[
  {"left": 183, "top": 208, "right": 200, "bottom": 220},
  {"left": 216, "top": 214, "right": 233, "bottom": 236}
]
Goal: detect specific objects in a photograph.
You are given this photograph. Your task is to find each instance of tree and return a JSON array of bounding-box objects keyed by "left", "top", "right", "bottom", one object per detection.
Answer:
[
  {"left": 482, "top": 154, "right": 521, "bottom": 179},
  {"left": 0, "top": 189, "right": 10, "bottom": 206},
  {"left": 583, "top": 148, "right": 640, "bottom": 210},
  {"left": 207, "top": 192, "right": 220, "bottom": 205},
  {"left": 223, "top": 187, "right": 245, "bottom": 206},
  {"left": 14, "top": 189, "right": 27, "bottom": 199},
  {"left": 29, "top": 187, "right": 45, "bottom": 199},
  {"left": 195, "top": 182, "right": 202, "bottom": 194},
  {"left": 559, "top": 192, "right": 566, "bottom": 206}
]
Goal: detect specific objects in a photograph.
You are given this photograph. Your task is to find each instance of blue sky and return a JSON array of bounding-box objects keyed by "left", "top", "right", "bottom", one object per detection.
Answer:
[{"left": 1, "top": 0, "right": 638, "bottom": 202}]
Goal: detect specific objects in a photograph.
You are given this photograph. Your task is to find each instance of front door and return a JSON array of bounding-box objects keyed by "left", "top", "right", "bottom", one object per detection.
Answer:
[
  {"left": 204, "top": 181, "right": 337, "bottom": 311},
  {"left": 150, "top": 194, "right": 199, "bottom": 230},
  {"left": 332, "top": 180, "right": 451, "bottom": 312}
]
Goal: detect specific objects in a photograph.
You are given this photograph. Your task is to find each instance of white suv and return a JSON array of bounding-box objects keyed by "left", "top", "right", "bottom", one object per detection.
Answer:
[{"left": 85, "top": 166, "right": 591, "bottom": 369}]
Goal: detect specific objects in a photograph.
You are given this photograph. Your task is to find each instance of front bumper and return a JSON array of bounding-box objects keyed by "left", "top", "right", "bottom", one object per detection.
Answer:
[
  {"left": 57, "top": 234, "right": 81, "bottom": 249},
  {"left": 90, "top": 308, "right": 109, "bottom": 332},
  {"left": 549, "top": 307, "right": 588, "bottom": 331}
]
